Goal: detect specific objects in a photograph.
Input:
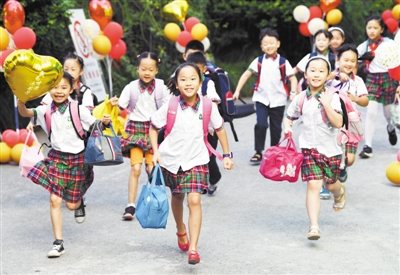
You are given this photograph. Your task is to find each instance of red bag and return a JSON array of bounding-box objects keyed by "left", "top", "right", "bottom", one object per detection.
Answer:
[{"left": 259, "top": 135, "right": 304, "bottom": 183}]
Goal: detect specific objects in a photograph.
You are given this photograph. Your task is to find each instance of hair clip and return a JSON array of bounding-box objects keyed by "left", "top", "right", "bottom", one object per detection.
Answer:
[
  {"left": 137, "top": 55, "right": 140, "bottom": 58},
  {"left": 158, "top": 58, "right": 161, "bottom": 63}
]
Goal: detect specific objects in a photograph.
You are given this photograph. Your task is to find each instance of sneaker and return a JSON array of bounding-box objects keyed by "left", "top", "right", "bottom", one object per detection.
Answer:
[
  {"left": 359, "top": 145, "right": 373, "bottom": 158},
  {"left": 74, "top": 199, "right": 86, "bottom": 224},
  {"left": 387, "top": 125, "right": 397, "bottom": 146},
  {"left": 122, "top": 206, "right": 135, "bottom": 220},
  {"left": 208, "top": 183, "right": 218, "bottom": 196},
  {"left": 320, "top": 186, "right": 330, "bottom": 200},
  {"left": 338, "top": 167, "right": 348, "bottom": 183},
  {"left": 48, "top": 239, "right": 65, "bottom": 258}
]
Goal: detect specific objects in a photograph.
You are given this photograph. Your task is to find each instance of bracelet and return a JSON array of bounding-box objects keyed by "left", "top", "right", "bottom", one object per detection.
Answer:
[{"left": 290, "top": 91, "right": 296, "bottom": 95}]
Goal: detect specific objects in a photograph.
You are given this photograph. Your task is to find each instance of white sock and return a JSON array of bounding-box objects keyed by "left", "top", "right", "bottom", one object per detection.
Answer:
[
  {"left": 127, "top": 203, "right": 136, "bottom": 208},
  {"left": 384, "top": 104, "right": 395, "bottom": 132},
  {"left": 365, "top": 100, "right": 378, "bottom": 147}
]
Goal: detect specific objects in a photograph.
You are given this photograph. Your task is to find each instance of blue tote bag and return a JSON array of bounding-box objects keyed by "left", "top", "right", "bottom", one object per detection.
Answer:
[{"left": 136, "top": 164, "right": 169, "bottom": 229}]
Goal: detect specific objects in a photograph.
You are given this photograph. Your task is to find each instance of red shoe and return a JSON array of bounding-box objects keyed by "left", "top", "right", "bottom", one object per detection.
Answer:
[
  {"left": 176, "top": 225, "right": 190, "bottom": 251},
  {"left": 188, "top": 250, "right": 200, "bottom": 265}
]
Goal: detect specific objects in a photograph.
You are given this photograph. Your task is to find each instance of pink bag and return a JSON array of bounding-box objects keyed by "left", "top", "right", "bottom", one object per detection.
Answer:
[
  {"left": 259, "top": 135, "right": 304, "bottom": 183},
  {"left": 20, "top": 131, "right": 45, "bottom": 178}
]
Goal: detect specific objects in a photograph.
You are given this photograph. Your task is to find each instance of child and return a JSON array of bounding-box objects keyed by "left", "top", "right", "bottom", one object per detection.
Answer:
[
  {"left": 149, "top": 63, "right": 234, "bottom": 265},
  {"left": 357, "top": 15, "right": 400, "bottom": 158},
  {"left": 118, "top": 52, "right": 170, "bottom": 220},
  {"left": 328, "top": 26, "right": 346, "bottom": 56},
  {"left": 183, "top": 40, "right": 205, "bottom": 61},
  {"left": 233, "top": 27, "right": 297, "bottom": 165},
  {"left": 17, "top": 71, "right": 111, "bottom": 258},
  {"left": 186, "top": 52, "right": 222, "bottom": 195},
  {"left": 326, "top": 44, "right": 369, "bottom": 182},
  {"left": 284, "top": 56, "right": 346, "bottom": 241}
]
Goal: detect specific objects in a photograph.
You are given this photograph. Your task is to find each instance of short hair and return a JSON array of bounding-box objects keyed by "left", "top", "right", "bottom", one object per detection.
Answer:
[
  {"left": 186, "top": 52, "right": 206, "bottom": 65},
  {"left": 259, "top": 27, "right": 279, "bottom": 43},
  {"left": 336, "top": 44, "right": 358, "bottom": 59},
  {"left": 314, "top": 29, "right": 332, "bottom": 40},
  {"left": 184, "top": 40, "right": 204, "bottom": 53},
  {"left": 305, "top": 56, "right": 331, "bottom": 73}
]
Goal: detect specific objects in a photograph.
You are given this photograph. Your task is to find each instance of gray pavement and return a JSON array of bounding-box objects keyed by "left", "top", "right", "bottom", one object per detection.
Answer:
[{"left": 1, "top": 102, "right": 399, "bottom": 274}]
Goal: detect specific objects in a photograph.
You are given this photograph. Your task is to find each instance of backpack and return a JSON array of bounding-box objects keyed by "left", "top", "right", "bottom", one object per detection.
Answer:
[
  {"left": 255, "top": 55, "right": 289, "bottom": 97},
  {"left": 299, "top": 52, "right": 336, "bottom": 91},
  {"left": 76, "top": 84, "right": 98, "bottom": 107},
  {"left": 162, "top": 96, "right": 223, "bottom": 161},
  {"left": 129, "top": 79, "right": 164, "bottom": 112}
]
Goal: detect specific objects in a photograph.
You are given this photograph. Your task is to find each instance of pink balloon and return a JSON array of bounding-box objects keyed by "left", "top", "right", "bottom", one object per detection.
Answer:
[
  {"left": 185, "top": 17, "right": 200, "bottom": 32},
  {"left": 109, "top": 39, "right": 126, "bottom": 60},
  {"left": 13, "top": 27, "right": 36, "bottom": 49},
  {"left": 103, "top": 22, "right": 123, "bottom": 45},
  {"left": 397, "top": 151, "right": 400, "bottom": 162}
]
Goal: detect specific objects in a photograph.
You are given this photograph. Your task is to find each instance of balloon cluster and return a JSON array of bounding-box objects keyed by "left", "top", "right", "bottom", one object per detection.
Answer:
[
  {"left": 293, "top": 0, "right": 343, "bottom": 37},
  {"left": 84, "top": 0, "right": 126, "bottom": 60},
  {"left": 0, "top": 129, "right": 36, "bottom": 164},
  {"left": 0, "top": 0, "right": 37, "bottom": 70},
  {"left": 381, "top": 4, "right": 400, "bottom": 33},
  {"left": 386, "top": 151, "right": 400, "bottom": 184},
  {"left": 162, "top": 0, "right": 210, "bottom": 53},
  {"left": 376, "top": 31, "right": 400, "bottom": 81}
]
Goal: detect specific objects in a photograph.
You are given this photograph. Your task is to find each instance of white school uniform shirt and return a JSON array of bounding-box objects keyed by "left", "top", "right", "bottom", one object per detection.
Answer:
[
  {"left": 34, "top": 102, "right": 96, "bottom": 154},
  {"left": 197, "top": 79, "right": 221, "bottom": 104},
  {"left": 119, "top": 79, "right": 170, "bottom": 122},
  {"left": 151, "top": 96, "right": 223, "bottom": 174},
  {"left": 296, "top": 52, "right": 332, "bottom": 73},
  {"left": 41, "top": 85, "right": 94, "bottom": 109},
  {"left": 357, "top": 38, "right": 391, "bottom": 73},
  {"left": 248, "top": 54, "right": 294, "bottom": 108},
  {"left": 286, "top": 90, "right": 343, "bottom": 157}
]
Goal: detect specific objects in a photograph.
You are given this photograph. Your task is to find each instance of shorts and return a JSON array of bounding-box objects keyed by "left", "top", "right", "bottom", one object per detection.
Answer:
[
  {"left": 161, "top": 165, "right": 209, "bottom": 195},
  {"left": 301, "top": 148, "right": 342, "bottom": 184},
  {"left": 130, "top": 147, "right": 153, "bottom": 166}
]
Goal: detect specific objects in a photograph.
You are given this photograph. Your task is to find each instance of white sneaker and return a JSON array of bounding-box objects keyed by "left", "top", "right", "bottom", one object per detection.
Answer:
[{"left": 48, "top": 240, "right": 65, "bottom": 258}]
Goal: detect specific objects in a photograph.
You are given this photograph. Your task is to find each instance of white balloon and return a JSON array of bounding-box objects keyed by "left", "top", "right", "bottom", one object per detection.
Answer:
[
  {"left": 293, "top": 5, "right": 310, "bottom": 23},
  {"left": 375, "top": 40, "right": 400, "bottom": 69},
  {"left": 201, "top": 37, "right": 210, "bottom": 52},
  {"left": 6, "top": 30, "right": 15, "bottom": 50},
  {"left": 82, "top": 19, "right": 101, "bottom": 40},
  {"left": 175, "top": 41, "right": 185, "bottom": 53},
  {"left": 394, "top": 31, "right": 400, "bottom": 46},
  {"left": 308, "top": 18, "right": 325, "bottom": 36}
]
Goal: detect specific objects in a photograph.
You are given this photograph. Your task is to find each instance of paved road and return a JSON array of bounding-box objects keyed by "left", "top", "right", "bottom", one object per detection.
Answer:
[{"left": 1, "top": 102, "right": 399, "bottom": 274}]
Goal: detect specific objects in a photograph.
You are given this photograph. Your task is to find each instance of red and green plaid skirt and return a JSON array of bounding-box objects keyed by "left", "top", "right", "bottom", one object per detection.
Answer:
[
  {"left": 161, "top": 165, "right": 209, "bottom": 195},
  {"left": 365, "top": 72, "right": 398, "bottom": 104},
  {"left": 301, "top": 148, "right": 342, "bottom": 184},
  {"left": 27, "top": 149, "right": 94, "bottom": 203},
  {"left": 345, "top": 142, "right": 358, "bottom": 155},
  {"left": 120, "top": 120, "right": 153, "bottom": 157}
]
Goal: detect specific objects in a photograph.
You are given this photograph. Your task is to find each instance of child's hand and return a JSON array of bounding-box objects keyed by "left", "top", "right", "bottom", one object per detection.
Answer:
[
  {"left": 319, "top": 91, "right": 333, "bottom": 107},
  {"left": 347, "top": 91, "right": 357, "bottom": 103},
  {"left": 152, "top": 151, "right": 162, "bottom": 166},
  {"left": 109, "top": 96, "right": 119, "bottom": 106},
  {"left": 339, "top": 72, "right": 349, "bottom": 83},
  {"left": 232, "top": 91, "right": 240, "bottom": 100},
  {"left": 17, "top": 99, "right": 26, "bottom": 107},
  {"left": 26, "top": 121, "right": 35, "bottom": 131},
  {"left": 223, "top": 158, "right": 234, "bottom": 170},
  {"left": 101, "top": 114, "right": 111, "bottom": 125}
]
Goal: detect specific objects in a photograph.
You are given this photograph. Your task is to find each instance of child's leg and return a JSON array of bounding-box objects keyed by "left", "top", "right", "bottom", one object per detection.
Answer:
[
  {"left": 50, "top": 193, "right": 63, "bottom": 240},
  {"left": 144, "top": 151, "right": 154, "bottom": 176},
  {"left": 364, "top": 100, "right": 378, "bottom": 147},
  {"left": 187, "top": 192, "right": 202, "bottom": 251},
  {"left": 254, "top": 102, "right": 269, "bottom": 152},
  {"left": 306, "top": 180, "right": 323, "bottom": 227},
  {"left": 325, "top": 180, "right": 345, "bottom": 212},
  {"left": 171, "top": 193, "right": 187, "bottom": 244},
  {"left": 268, "top": 105, "right": 285, "bottom": 146},
  {"left": 128, "top": 148, "right": 144, "bottom": 204},
  {"left": 347, "top": 153, "right": 355, "bottom": 167}
]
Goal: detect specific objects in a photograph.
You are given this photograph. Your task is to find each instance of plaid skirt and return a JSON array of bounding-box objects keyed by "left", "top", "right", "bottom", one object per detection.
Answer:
[
  {"left": 301, "top": 148, "right": 342, "bottom": 184},
  {"left": 345, "top": 142, "right": 358, "bottom": 155},
  {"left": 365, "top": 72, "right": 398, "bottom": 104},
  {"left": 161, "top": 165, "right": 209, "bottom": 195},
  {"left": 27, "top": 149, "right": 94, "bottom": 203},
  {"left": 120, "top": 120, "right": 153, "bottom": 157}
]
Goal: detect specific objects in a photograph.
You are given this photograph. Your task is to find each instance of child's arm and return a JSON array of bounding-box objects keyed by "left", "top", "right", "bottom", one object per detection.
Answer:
[
  {"left": 283, "top": 117, "right": 293, "bottom": 135},
  {"left": 17, "top": 100, "right": 35, "bottom": 117},
  {"left": 348, "top": 93, "right": 368, "bottom": 107},
  {"left": 288, "top": 75, "right": 298, "bottom": 100},
  {"left": 319, "top": 93, "right": 343, "bottom": 128},
  {"left": 215, "top": 128, "right": 234, "bottom": 170},
  {"left": 233, "top": 70, "right": 252, "bottom": 100},
  {"left": 149, "top": 125, "right": 161, "bottom": 165}
]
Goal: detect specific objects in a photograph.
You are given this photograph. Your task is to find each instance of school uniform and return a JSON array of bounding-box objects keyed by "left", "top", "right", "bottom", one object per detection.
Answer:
[
  {"left": 150, "top": 95, "right": 224, "bottom": 195},
  {"left": 248, "top": 54, "right": 295, "bottom": 149},
  {"left": 27, "top": 100, "right": 96, "bottom": 203}
]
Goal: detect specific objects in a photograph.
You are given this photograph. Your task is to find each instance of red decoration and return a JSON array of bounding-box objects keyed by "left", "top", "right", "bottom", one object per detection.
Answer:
[
  {"left": 0, "top": 49, "right": 15, "bottom": 68},
  {"left": 177, "top": 31, "right": 193, "bottom": 47},
  {"left": 13, "top": 27, "right": 36, "bottom": 49},
  {"left": 109, "top": 39, "right": 126, "bottom": 60},
  {"left": 120, "top": 109, "right": 128, "bottom": 118},
  {"left": 184, "top": 17, "right": 200, "bottom": 32},
  {"left": 103, "top": 22, "right": 123, "bottom": 45},
  {"left": 2, "top": 129, "right": 19, "bottom": 148},
  {"left": 18, "top": 129, "right": 34, "bottom": 146},
  {"left": 2, "top": 0, "right": 25, "bottom": 34},
  {"left": 394, "top": 0, "right": 400, "bottom": 4},
  {"left": 388, "top": 65, "right": 400, "bottom": 81},
  {"left": 309, "top": 6, "right": 323, "bottom": 20},
  {"left": 385, "top": 18, "right": 399, "bottom": 33},
  {"left": 382, "top": 10, "right": 394, "bottom": 22},
  {"left": 319, "top": 0, "right": 342, "bottom": 13},
  {"left": 88, "top": 0, "right": 113, "bottom": 30},
  {"left": 299, "top": 23, "right": 311, "bottom": 37}
]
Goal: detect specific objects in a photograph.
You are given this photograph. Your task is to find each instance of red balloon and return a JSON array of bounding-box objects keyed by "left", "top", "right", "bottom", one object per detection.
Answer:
[
  {"left": 299, "top": 23, "right": 311, "bottom": 37},
  {"left": 382, "top": 10, "right": 394, "bottom": 22},
  {"left": 320, "top": 0, "right": 342, "bottom": 13},
  {"left": 103, "top": 22, "right": 123, "bottom": 45},
  {"left": 0, "top": 49, "right": 15, "bottom": 68},
  {"left": 109, "top": 39, "right": 126, "bottom": 60},
  {"left": 177, "top": 31, "right": 193, "bottom": 47},
  {"left": 13, "top": 27, "right": 36, "bottom": 49},
  {"left": 2, "top": 129, "right": 19, "bottom": 148},
  {"left": 2, "top": 0, "right": 25, "bottom": 34},
  {"left": 309, "top": 6, "right": 323, "bottom": 20},
  {"left": 120, "top": 109, "right": 128, "bottom": 118},
  {"left": 388, "top": 65, "right": 400, "bottom": 81},
  {"left": 88, "top": 0, "right": 113, "bottom": 30},
  {"left": 385, "top": 18, "right": 399, "bottom": 33},
  {"left": 19, "top": 129, "right": 34, "bottom": 146},
  {"left": 1, "top": 129, "right": 14, "bottom": 141},
  {"left": 185, "top": 17, "right": 200, "bottom": 32}
]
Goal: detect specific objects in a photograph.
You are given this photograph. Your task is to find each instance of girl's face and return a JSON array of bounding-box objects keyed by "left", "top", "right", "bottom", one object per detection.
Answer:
[
  {"left": 177, "top": 66, "right": 201, "bottom": 101},
  {"left": 330, "top": 30, "right": 345, "bottom": 51},
  {"left": 137, "top": 57, "right": 158, "bottom": 85},
  {"left": 304, "top": 59, "right": 329, "bottom": 90},
  {"left": 63, "top": 59, "right": 83, "bottom": 87},
  {"left": 337, "top": 50, "right": 357, "bottom": 76},
  {"left": 366, "top": 20, "right": 383, "bottom": 41},
  {"left": 50, "top": 78, "right": 74, "bottom": 105},
  {"left": 315, "top": 33, "right": 330, "bottom": 53}
]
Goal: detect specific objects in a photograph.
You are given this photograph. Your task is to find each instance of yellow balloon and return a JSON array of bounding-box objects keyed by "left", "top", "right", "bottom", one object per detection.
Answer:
[
  {"left": 0, "top": 142, "right": 11, "bottom": 163},
  {"left": 326, "top": 9, "right": 342, "bottom": 25},
  {"left": 323, "top": 21, "right": 329, "bottom": 30},
  {"left": 4, "top": 50, "right": 63, "bottom": 102},
  {"left": 11, "top": 143, "right": 25, "bottom": 163},
  {"left": 162, "top": 0, "right": 189, "bottom": 22},
  {"left": 0, "top": 27, "right": 10, "bottom": 51},
  {"left": 164, "top": 23, "right": 181, "bottom": 42},
  {"left": 191, "top": 23, "right": 208, "bottom": 41},
  {"left": 386, "top": 161, "right": 400, "bottom": 184},
  {"left": 93, "top": 35, "right": 112, "bottom": 56},
  {"left": 393, "top": 5, "right": 400, "bottom": 20}
]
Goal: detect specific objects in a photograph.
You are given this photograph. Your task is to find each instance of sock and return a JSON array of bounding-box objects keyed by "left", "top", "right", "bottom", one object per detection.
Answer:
[{"left": 127, "top": 203, "right": 136, "bottom": 208}]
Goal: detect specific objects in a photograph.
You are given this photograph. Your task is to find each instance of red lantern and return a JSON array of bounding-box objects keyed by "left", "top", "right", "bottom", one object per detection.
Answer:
[
  {"left": 385, "top": 18, "right": 399, "bottom": 33},
  {"left": 299, "top": 23, "right": 311, "bottom": 37},
  {"left": 103, "top": 22, "right": 123, "bottom": 45},
  {"left": 0, "top": 49, "right": 15, "bottom": 68},
  {"left": 388, "top": 65, "right": 400, "bottom": 81},
  {"left": 109, "top": 39, "right": 126, "bottom": 60},
  {"left": 88, "top": 0, "right": 113, "bottom": 30},
  {"left": 13, "top": 27, "right": 36, "bottom": 49},
  {"left": 309, "top": 6, "right": 323, "bottom": 20},
  {"left": 382, "top": 10, "right": 394, "bottom": 22},
  {"left": 2, "top": 0, "right": 25, "bottom": 34},
  {"left": 177, "top": 31, "right": 193, "bottom": 47},
  {"left": 320, "top": 0, "right": 342, "bottom": 13},
  {"left": 185, "top": 17, "right": 200, "bottom": 32}
]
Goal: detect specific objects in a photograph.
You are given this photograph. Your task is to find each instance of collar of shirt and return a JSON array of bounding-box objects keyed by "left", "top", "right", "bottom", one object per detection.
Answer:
[
  {"left": 138, "top": 79, "right": 155, "bottom": 94},
  {"left": 368, "top": 36, "right": 383, "bottom": 51},
  {"left": 179, "top": 95, "right": 200, "bottom": 111},
  {"left": 51, "top": 99, "right": 69, "bottom": 114},
  {"left": 264, "top": 54, "right": 278, "bottom": 61},
  {"left": 305, "top": 86, "right": 327, "bottom": 100}
]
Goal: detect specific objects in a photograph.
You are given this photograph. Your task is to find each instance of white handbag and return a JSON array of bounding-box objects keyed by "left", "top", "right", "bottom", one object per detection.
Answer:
[{"left": 390, "top": 94, "right": 400, "bottom": 128}]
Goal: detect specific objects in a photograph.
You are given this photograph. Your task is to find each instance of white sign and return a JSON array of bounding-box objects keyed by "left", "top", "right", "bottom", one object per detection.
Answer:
[{"left": 68, "top": 9, "right": 106, "bottom": 102}]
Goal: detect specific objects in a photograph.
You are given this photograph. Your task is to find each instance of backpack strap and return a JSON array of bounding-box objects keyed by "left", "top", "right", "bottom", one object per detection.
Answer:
[
  {"left": 298, "top": 91, "right": 307, "bottom": 115},
  {"left": 279, "top": 56, "right": 289, "bottom": 97},
  {"left": 129, "top": 79, "right": 164, "bottom": 111},
  {"left": 69, "top": 101, "right": 85, "bottom": 140},
  {"left": 45, "top": 104, "right": 52, "bottom": 139},
  {"left": 202, "top": 97, "right": 223, "bottom": 161},
  {"left": 254, "top": 55, "right": 264, "bottom": 91},
  {"left": 164, "top": 96, "right": 179, "bottom": 138},
  {"left": 154, "top": 78, "right": 164, "bottom": 109},
  {"left": 80, "top": 84, "right": 89, "bottom": 94},
  {"left": 201, "top": 77, "right": 210, "bottom": 96},
  {"left": 128, "top": 80, "right": 140, "bottom": 112}
]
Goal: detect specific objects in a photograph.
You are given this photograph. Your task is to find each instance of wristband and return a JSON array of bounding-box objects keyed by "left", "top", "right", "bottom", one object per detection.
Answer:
[{"left": 223, "top": 152, "right": 233, "bottom": 159}]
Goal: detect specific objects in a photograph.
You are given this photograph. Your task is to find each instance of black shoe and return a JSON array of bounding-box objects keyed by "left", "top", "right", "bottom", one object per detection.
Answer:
[
  {"left": 74, "top": 199, "right": 86, "bottom": 224},
  {"left": 338, "top": 167, "right": 348, "bottom": 182},
  {"left": 387, "top": 125, "right": 397, "bottom": 146},
  {"left": 359, "top": 145, "right": 373, "bottom": 158},
  {"left": 48, "top": 239, "right": 65, "bottom": 258},
  {"left": 122, "top": 206, "right": 135, "bottom": 220}
]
